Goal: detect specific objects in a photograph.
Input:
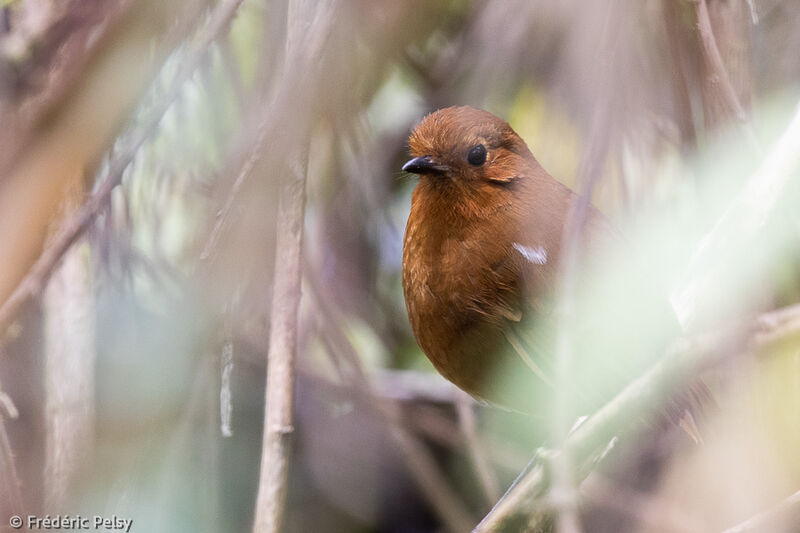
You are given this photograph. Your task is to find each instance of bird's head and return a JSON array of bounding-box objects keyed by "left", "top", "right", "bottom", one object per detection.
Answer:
[{"left": 403, "top": 106, "right": 535, "bottom": 186}]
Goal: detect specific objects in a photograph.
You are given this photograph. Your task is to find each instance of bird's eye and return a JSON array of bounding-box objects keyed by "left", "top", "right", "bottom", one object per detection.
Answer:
[{"left": 467, "top": 144, "right": 487, "bottom": 166}]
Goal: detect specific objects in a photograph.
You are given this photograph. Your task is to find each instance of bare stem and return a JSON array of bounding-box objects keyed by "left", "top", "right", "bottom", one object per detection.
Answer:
[
  {"left": 0, "top": 375, "right": 24, "bottom": 517},
  {"left": 252, "top": 146, "right": 309, "bottom": 533},
  {"left": 456, "top": 394, "right": 501, "bottom": 506}
]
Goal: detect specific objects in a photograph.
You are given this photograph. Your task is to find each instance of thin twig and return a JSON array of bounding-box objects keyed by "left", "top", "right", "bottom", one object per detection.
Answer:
[
  {"left": 0, "top": 413, "right": 24, "bottom": 517},
  {"left": 200, "top": 0, "right": 338, "bottom": 263},
  {"left": 384, "top": 402, "right": 479, "bottom": 533},
  {"left": 0, "top": 373, "right": 23, "bottom": 518},
  {"left": 693, "top": 0, "right": 748, "bottom": 120},
  {"left": 456, "top": 394, "right": 501, "bottom": 506},
  {"left": 661, "top": 0, "right": 697, "bottom": 148},
  {"left": 0, "top": 0, "right": 246, "bottom": 340}
]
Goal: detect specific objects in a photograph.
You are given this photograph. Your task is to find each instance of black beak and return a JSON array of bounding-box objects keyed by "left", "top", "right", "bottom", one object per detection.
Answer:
[{"left": 402, "top": 155, "right": 448, "bottom": 174}]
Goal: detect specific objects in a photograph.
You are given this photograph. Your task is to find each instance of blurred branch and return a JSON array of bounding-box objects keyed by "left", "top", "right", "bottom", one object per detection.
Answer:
[
  {"left": 305, "top": 262, "right": 477, "bottom": 533},
  {"left": 0, "top": 375, "right": 23, "bottom": 519},
  {"left": 384, "top": 402, "right": 478, "bottom": 533},
  {"left": 721, "top": 489, "right": 800, "bottom": 533},
  {"left": 550, "top": 81, "right": 616, "bottom": 533},
  {"left": 754, "top": 302, "right": 800, "bottom": 345},
  {"left": 0, "top": 413, "right": 24, "bottom": 517},
  {"left": 0, "top": 0, "right": 132, "bottom": 177},
  {"left": 475, "top": 324, "right": 729, "bottom": 531},
  {"left": 661, "top": 0, "right": 697, "bottom": 148},
  {"left": 200, "top": 0, "right": 338, "bottom": 263},
  {"left": 672, "top": 101, "right": 800, "bottom": 328},
  {"left": 43, "top": 208, "right": 95, "bottom": 510},
  {"left": 0, "top": 0, "right": 246, "bottom": 340},
  {"left": 692, "top": 0, "right": 748, "bottom": 121},
  {"left": 0, "top": 0, "right": 209, "bottom": 316},
  {"left": 474, "top": 300, "right": 800, "bottom": 532},
  {"left": 199, "top": 115, "right": 270, "bottom": 261}
]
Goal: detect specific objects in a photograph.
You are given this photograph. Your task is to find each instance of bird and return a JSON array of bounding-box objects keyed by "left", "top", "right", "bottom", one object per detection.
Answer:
[{"left": 400, "top": 105, "right": 690, "bottom": 419}]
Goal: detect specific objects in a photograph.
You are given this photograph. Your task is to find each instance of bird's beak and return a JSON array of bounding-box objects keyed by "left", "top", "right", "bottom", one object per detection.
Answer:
[{"left": 402, "top": 155, "right": 448, "bottom": 175}]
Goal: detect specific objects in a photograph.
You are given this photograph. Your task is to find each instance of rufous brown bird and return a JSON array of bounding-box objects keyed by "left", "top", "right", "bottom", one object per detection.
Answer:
[{"left": 401, "top": 106, "right": 683, "bottom": 417}]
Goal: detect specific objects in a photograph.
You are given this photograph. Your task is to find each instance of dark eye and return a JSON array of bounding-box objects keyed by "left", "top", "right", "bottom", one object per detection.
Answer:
[{"left": 467, "top": 144, "right": 487, "bottom": 166}]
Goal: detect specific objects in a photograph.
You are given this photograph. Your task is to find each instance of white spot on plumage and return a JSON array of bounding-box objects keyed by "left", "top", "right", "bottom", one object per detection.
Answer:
[{"left": 512, "top": 243, "right": 547, "bottom": 265}]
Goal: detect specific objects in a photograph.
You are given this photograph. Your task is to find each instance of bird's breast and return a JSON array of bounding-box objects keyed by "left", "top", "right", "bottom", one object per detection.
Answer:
[{"left": 402, "top": 198, "right": 520, "bottom": 395}]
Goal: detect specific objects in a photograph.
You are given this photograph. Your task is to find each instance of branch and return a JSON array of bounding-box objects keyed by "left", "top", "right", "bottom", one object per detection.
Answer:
[
  {"left": 0, "top": 0, "right": 133, "bottom": 177},
  {"left": 661, "top": 0, "right": 697, "bottom": 148},
  {"left": 199, "top": 0, "right": 338, "bottom": 262},
  {"left": 474, "top": 302, "right": 796, "bottom": 532},
  {"left": 549, "top": 83, "right": 615, "bottom": 533},
  {"left": 692, "top": 0, "right": 748, "bottom": 122},
  {"left": 672, "top": 101, "right": 800, "bottom": 329},
  {"left": 0, "top": 0, "right": 246, "bottom": 339},
  {"left": 252, "top": 143, "right": 309, "bottom": 533},
  {"left": 456, "top": 394, "right": 502, "bottom": 506},
  {"left": 251, "top": 0, "right": 334, "bottom": 529}
]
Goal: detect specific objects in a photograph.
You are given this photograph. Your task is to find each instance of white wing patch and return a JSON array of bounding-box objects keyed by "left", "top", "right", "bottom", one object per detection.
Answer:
[{"left": 512, "top": 243, "right": 547, "bottom": 265}]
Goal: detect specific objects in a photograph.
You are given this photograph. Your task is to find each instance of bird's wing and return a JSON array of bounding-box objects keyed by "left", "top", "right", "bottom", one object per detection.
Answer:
[{"left": 483, "top": 186, "right": 625, "bottom": 414}]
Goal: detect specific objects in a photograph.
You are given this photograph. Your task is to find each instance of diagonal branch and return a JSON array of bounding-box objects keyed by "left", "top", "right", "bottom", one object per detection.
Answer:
[
  {"left": 0, "top": 0, "right": 246, "bottom": 340},
  {"left": 475, "top": 301, "right": 800, "bottom": 532}
]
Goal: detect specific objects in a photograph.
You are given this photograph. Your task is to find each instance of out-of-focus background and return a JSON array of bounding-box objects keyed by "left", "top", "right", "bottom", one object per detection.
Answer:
[{"left": 1, "top": 0, "right": 800, "bottom": 532}]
